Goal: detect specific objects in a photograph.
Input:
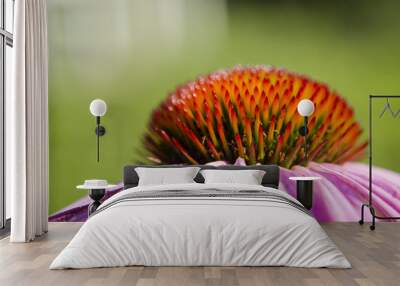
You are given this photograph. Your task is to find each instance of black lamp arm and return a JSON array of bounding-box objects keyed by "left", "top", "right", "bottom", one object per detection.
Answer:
[
  {"left": 95, "top": 117, "right": 106, "bottom": 136},
  {"left": 94, "top": 116, "right": 106, "bottom": 162},
  {"left": 304, "top": 116, "right": 308, "bottom": 162},
  {"left": 298, "top": 116, "right": 309, "bottom": 162}
]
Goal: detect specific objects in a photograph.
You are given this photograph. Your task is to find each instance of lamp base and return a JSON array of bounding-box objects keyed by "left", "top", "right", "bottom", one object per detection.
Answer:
[
  {"left": 299, "top": 125, "right": 308, "bottom": 136},
  {"left": 95, "top": 125, "right": 106, "bottom": 136}
]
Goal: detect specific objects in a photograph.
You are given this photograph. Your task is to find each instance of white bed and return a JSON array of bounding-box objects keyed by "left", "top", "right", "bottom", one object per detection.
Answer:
[{"left": 50, "top": 183, "right": 350, "bottom": 269}]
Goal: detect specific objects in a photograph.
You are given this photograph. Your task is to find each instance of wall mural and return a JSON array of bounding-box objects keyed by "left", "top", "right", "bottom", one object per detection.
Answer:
[
  {"left": 47, "top": 0, "right": 400, "bottom": 223},
  {"left": 50, "top": 66, "right": 400, "bottom": 222}
]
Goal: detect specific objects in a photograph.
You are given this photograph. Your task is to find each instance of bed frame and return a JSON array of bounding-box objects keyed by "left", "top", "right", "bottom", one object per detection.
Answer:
[{"left": 123, "top": 164, "right": 280, "bottom": 190}]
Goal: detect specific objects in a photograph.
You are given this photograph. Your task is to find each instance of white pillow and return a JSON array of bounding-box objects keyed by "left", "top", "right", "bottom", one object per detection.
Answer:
[
  {"left": 200, "top": 169, "right": 266, "bottom": 185},
  {"left": 135, "top": 167, "right": 201, "bottom": 186}
]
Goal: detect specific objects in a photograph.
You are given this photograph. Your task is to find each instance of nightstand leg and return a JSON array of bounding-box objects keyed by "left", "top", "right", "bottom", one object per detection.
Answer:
[
  {"left": 88, "top": 201, "right": 101, "bottom": 216},
  {"left": 296, "top": 181, "right": 313, "bottom": 210},
  {"left": 88, "top": 189, "right": 106, "bottom": 216}
]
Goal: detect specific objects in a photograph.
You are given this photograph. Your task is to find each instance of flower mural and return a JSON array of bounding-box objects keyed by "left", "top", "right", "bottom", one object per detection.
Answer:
[
  {"left": 50, "top": 65, "right": 400, "bottom": 222},
  {"left": 144, "top": 65, "right": 367, "bottom": 166}
]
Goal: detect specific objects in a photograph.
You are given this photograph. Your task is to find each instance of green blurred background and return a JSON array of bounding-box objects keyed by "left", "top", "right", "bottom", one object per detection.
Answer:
[{"left": 47, "top": 0, "right": 400, "bottom": 214}]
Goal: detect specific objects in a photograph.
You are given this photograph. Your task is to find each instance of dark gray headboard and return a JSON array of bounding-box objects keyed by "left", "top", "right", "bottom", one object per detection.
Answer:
[{"left": 123, "top": 164, "right": 280, "bottom": 190}]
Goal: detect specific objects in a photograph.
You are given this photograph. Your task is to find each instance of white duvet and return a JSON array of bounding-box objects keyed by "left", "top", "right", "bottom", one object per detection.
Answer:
[{"left": 50, "top": 183, "right": 350, "bottom": 269}]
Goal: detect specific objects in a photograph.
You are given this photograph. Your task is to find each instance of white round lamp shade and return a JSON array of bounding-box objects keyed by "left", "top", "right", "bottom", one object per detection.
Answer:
[
  {"left": 297, "top": 99, "right": 315, "bottom": 117},
  {"left": 90, "top": 99, "right": 107, "bottom": 117}
]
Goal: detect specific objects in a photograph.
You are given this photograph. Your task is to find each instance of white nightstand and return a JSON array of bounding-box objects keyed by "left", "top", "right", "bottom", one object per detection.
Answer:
[{"left": 77, "top": 180, "right": 116, "bottom": 216}]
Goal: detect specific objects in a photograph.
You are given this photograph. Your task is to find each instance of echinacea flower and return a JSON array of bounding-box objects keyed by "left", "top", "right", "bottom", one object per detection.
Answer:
[
  {"left": 143, "top": 65, "right": 367, "bottom": 167},
  {"left": 49, "top": 65, "right": 400, "bottom": 222}
]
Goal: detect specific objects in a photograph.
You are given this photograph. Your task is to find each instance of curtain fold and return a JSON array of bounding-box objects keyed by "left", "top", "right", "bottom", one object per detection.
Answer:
[{"left": 9, "top": 0, "right": 49, "bottom": 242}]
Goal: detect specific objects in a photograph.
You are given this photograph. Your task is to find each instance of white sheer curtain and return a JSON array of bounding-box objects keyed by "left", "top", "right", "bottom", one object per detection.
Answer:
[{"left": 8, "top": 0, "right": 49, "bottom": 242}]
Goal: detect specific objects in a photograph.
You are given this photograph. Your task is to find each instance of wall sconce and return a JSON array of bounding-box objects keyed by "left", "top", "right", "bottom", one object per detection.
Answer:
[
  {"left": 297, "top": 99, "right": 315, "bottom": 162},
  {"left": 89, "top": 99, "right": 107, "bottom": 162}
]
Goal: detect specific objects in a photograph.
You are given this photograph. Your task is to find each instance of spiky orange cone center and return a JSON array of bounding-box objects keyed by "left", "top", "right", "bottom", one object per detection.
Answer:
[{"left": 144, "top": 66, "right": 367, "bottom": 167}]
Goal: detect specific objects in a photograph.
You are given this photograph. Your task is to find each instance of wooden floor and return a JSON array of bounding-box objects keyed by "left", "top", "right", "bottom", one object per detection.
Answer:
[{"left": 0, "top": 223, "right": 399, "bottom": 286}]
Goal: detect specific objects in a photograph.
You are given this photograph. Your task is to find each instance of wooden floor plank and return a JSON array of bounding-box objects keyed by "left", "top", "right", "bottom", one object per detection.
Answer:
[{"left": 0, "top": 222, "right": 399, "bottom": 286}]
